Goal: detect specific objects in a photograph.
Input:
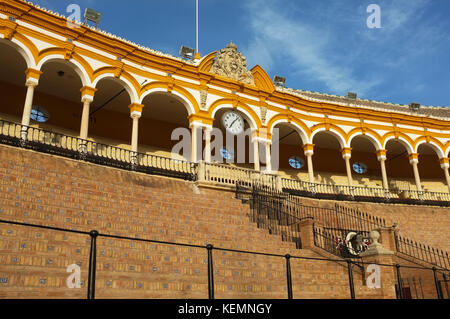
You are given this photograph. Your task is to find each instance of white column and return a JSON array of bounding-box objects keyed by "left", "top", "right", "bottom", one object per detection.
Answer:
[
  {"left": 21, "top": 78, "right": 39, "bottom": 140},
  {"left": 79, "top": 87, "right": 97, "bottom": 142},
  {"left": 265, "top": 141, "right": 272, "bottom": 173},
  {"left": 131, "top": 115, "right": 140, "bottom": 153},
  {"left": 303, "top": 144, "right": 315, "bottom": 185},
  {"left": 409, "top": 154, "right": 422, "bottom": 192},
  {"left": 253, "top": 139, "right": 260, "bottom": 171},
  {"left": 377, "top": 150, "right": 389, "bottom": 190},
  {"left": 203, "top": 126, "right": 212, "bottom": 163},
  {"left": 129, "top": 104, "right": 144, "bottom": 164},
  {"left": 80, "top": 97, "right": 93, "bottom": 141},
  {"left": 342, "top": 148, "right": 353, "bottom": 187},
  {"left": 440, "top": 159, "right": 450, "bottom": 194},
  {"left": 190, "top": 123, "right": 200, "bottom": 163}
]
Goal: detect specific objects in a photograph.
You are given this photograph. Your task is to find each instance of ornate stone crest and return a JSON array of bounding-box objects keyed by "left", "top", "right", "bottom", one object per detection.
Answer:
[{"left": 210, "top": 41, "right": 255, "bottom": 86}]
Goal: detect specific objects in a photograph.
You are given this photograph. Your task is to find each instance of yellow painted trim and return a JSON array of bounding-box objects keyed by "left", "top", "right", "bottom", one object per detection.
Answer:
[
  {"left": 129, "top": 103, "right": 144, "bottom": 113},
  {"left": 208, "top": 98, "right": 263, "bottom": 129},
  {"left": 140, "top": 81, "right": 200, "bottom": 114},
  {"left": 25, "top": 68, "right": 42, "bottom": 80}
]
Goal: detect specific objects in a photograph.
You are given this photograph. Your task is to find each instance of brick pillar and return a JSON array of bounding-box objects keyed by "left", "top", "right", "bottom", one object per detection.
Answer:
[
  {"left": 299, "top": 218, "right": 315, "bottom": 249},
  {"left": 375, "top": 227, "right": 398, "bottom": 253},
  {"left": 360, "top": 230, "right": 397, "bottom": 299}
]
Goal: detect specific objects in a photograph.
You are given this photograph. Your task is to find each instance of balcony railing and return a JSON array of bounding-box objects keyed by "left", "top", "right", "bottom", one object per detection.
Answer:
[
  {"left": 0, "top": 119, "right": 197, "bottom": 181},
  {"left": 282, "top": 178, "right": 450, "bottom": 207}
]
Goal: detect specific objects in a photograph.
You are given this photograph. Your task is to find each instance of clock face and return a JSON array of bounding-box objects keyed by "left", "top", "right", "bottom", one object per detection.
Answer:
[{"left": 222, "top": 111, "right": 244, "bottom": 135}]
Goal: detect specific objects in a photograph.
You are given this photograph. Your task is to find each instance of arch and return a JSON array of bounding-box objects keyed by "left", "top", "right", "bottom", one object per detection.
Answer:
[
  {"left": 414, "top": 137, "right": 445, "bottom": 159},
  {"left": 92, "top": 68, "right": 139, "bottom": 103},
  {"left": 208, "top": 99, "right": 262, "bottom": 129},
  {"left": 0, "top": 37, "right": 36, "bottom": 68},
  {"left": 251, "top": 65, "right": 275, "bottom": 92},
  {"left": 37, "top": 50, "right": 91, "bottom": 87},
  {"left": 266, "top": 115, "right": 310, "bottom": 145},
  {"left": 139, "top": 81, "right": 199, "bottom": 115},
  {"left": 198, "top": 51, "right": 217, "bottom": 73},
  {"left": 382, "top": 133, "right": 414, "bottom": 154},
  {"left": 310, "top": 124, "right": 347, "bottom": 149},
  {"left": 347, "top": 128, "right": 383, "bottom": 151}
]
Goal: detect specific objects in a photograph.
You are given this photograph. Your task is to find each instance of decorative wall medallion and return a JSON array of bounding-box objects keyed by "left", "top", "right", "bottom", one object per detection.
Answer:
[
  {"left": 200, "top": 90, "right": 208, "bottom": 111},
  {"left": 260, "top": 106, "right": 267, "bottom": 125}
]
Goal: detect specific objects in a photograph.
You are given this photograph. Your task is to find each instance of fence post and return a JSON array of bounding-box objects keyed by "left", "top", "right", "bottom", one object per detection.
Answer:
[
  {"left": 443, "top": 273, "right": 449, "bottom": 298},
  {"left": 432, "top": 267, "right": 443, "bottom": 299},
  {"left": 87, "top": 230, "right": 99, "bottom": 299},
  {"left": 347, "top": 260, "right": 355, "bottom": 299},
  {"left": 206, "top": 244, "right": 214, "bottom": 299},
  {"left": 285, "top": 254, "right": 293, "bottom": 299},
  {"left": 396, "top": 264, "right": 403, "bottom": 299}
]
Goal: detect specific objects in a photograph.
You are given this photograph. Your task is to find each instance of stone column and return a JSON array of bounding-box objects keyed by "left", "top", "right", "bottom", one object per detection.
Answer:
[
  {"left": 409, "top": 153, "right": 422, "bottom": 192},
  {"left": 440, "top": 158, "right": 450, "bottom": 194},
  {"left": 129, "top": 103, "right": 144, "bottom": 164},
  {"left": 190, "top": 122, "right": 201, "bottom": 163},
  {"left": 21, "top": 69, "right": 42, "bottom": 139},
  {"left": 341, "top": 147, "right": 353, "bottom": 187},
  {"left": 377, "top": 149, "right": 389, "bottom": 191},
  {"left": 303, "top": 144, "right": 315, "bottom": 185},
  {"left": 264, "top": 140, "right": 272, "bottom": 173},
  {"left": 360, "top": 230, "right": 397, "bottom": 299},
  {"left": 251, "top": 131, "right": 260, "bottom": 171},
  {"left": 79, "top": 86, "right": 97, "bottom": 141},
  {"left": 203, "top": 126, "right": 212, "bottom": 163}
]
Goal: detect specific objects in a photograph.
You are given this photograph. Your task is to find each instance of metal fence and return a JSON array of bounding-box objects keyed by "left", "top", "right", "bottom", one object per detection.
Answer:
[
  {"left": 0, "top": 119, "right": 197, "bottom": 181},
  {"left": 395, "top": 234, "right": 450, "bottom": 270},
  {"left": 0, "top": 218, "right": 447, "bottom": 299}
]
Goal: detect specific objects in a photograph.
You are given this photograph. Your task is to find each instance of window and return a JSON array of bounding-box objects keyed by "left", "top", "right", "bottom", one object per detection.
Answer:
[
  {"left": 288, "top": 156, "right": 305, "bottom": 169},
  {"left": 353, "top": 162, "right": 368, "bottom": 174},
  {"left": 30, "top": 106, "right": 50, "bottom": 123},
  {"left": 220, "top": 148, "right": 234, "bottom": 160}
]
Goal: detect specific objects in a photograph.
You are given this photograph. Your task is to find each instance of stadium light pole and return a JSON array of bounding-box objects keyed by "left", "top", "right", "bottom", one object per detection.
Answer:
[{"left": 195, "top": 0, "right": 201, "bottom": 59}]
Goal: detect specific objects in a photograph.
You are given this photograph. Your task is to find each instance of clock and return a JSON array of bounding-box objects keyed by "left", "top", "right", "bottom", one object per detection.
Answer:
[{"left": 222, "top": 111, "right": 244, "bottom": 135}]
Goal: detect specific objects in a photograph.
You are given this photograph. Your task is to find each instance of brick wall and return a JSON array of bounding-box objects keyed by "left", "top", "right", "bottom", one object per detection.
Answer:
[
  {"left": 299, "top": 198, "right": 450, "bottom": 253},
  {"left": 0, "top": 144, "right": 443, "bottom": 299}
]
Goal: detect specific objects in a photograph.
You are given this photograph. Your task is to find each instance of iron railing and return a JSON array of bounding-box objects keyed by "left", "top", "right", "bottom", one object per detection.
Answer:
[
  {"left": 0, "top": 218, "right": 447, "bottom": 299},
  {"left": 0, "top": 119, "right": 197, "bottom": 181},
  {"left": 282, "top": 178, "right": 450, "bottom": 207},
  {"left": 236, "top": 182, "right": 305, "bottom": 249},
  {"left": 395, "top": 234, "right": 450, "bottom": 271}
]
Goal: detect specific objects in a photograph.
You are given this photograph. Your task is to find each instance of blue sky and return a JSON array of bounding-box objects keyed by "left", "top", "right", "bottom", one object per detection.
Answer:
[{"left": 33, "top": 0, "right": 450, "bottom": 107}]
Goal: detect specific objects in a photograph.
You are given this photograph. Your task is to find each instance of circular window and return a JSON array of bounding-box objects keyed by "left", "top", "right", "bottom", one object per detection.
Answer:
[
  {"left": 220, "top": 148, "right": 234, "bottom": 160},
  {"left": 30, "top": 106, "right": 50, "bottom": 123},
  {"left": 288, "top": 156, "right": 305, "bottom": 169},
  {"left": 353, "top": 162, "right": 368, "bottom": 174}
]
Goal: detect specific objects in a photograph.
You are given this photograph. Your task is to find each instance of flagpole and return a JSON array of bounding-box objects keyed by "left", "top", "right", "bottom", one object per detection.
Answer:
[{"left": 196, "top": 0, "right": 199, "bottom": 54}]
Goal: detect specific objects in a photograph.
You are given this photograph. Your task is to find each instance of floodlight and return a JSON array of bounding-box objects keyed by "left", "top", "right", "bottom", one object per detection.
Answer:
[
  {"left": 346, "top": 92, "right": 357, "bottom": 99},
  {"left": 409, "top": 103, "right": 420, "bottom": 111},
  {"left": 273, "top": 76, "right": 286, "bottom": 88},
  {"left": 179, "top": 46, "right": 195, "bottom": 60},
  {"left": 84, "top": 8, "right": 101, "bottom": 26}
]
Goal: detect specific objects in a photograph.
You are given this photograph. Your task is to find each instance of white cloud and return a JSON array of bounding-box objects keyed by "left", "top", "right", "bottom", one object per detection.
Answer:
[{"left": 242, "top": 0, "right": 381, "bottom": 96}]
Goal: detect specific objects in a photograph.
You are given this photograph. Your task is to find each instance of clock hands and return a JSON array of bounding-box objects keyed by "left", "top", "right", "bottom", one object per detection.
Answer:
[{"left": 229, "top": 118, "right": 239, "bottom": 129}]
